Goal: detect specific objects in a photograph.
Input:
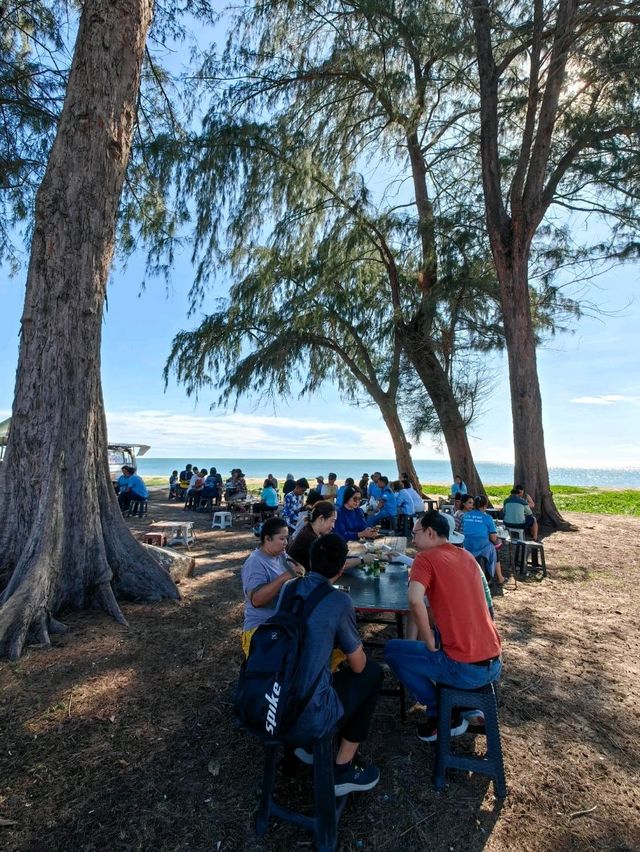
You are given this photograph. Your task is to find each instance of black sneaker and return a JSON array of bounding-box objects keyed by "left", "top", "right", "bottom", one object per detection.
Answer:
[
  {"left": 333, "top": 761, "right": 380, "bottom": 795},
  {"left": 417, "top": 714, "right": 468, "bottom": 742}
]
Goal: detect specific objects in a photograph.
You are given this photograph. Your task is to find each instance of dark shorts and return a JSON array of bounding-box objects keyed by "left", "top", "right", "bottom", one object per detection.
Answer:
[{"left": 509, "top": 516, "right": 535, "bottom": 530}]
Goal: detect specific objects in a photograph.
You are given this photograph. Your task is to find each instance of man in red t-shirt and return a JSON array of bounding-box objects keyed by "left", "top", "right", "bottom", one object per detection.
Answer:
[{"left": 384, "top": 510, "right": 502, "bottom": 741}]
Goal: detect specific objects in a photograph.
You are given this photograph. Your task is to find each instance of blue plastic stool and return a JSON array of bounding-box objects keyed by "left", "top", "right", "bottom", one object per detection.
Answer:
[
  {"left": 434, "top": 681, "right": 506, "bottom": 798},
  {"left": 255, "top": 733, "right": 348, "bottom": 851}
]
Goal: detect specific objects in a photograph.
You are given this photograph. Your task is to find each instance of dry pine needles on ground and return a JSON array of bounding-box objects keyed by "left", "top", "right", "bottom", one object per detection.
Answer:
[{"left": 1, "top": 491, "right": 639, "bottom": 851}]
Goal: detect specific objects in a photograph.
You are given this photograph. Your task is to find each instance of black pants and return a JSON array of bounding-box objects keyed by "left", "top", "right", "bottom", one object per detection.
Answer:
[
  {"left": 119, "top": 491, "right": 145, "bottom": 513},
  {"left": 332, "top": 659, "right": 383, "bottom": 744}
]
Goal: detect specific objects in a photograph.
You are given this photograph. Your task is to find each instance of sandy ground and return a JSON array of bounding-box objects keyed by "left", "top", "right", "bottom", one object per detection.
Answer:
[{"left": 1, "top": 490, "right": 639, "bottom": 851}]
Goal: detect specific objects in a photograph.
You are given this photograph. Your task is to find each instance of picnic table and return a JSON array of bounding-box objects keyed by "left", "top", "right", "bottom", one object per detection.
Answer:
[
  {"left": 343, "top": 562, "right": 410, "bottom": 718},
  {"left": 149, "top": 520, "right": 196, "bottom": 548}
]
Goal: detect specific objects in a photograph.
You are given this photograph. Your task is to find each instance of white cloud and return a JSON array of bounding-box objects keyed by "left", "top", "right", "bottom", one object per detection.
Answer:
[
  {"left": 570, "top": 394, "right": 640, "bottom": 406},
  {"left": 105, "top": 408, "right": 400, "bottom": 458}
]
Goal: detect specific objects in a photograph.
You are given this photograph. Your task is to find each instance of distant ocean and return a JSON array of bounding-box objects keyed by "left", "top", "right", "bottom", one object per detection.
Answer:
[{"left": 136, "top": 457, "right": 639, "bottom": 489}]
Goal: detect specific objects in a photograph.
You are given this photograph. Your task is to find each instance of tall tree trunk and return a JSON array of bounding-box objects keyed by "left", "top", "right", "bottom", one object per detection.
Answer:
[
  {"left": 496, "top": 246, "right": 571, "bottom": 528},
  {"left": 403, "top": 325, "right": 486, "bottom": 497},
  {"left": 0, "top": 0, "right": 179, "bottom": 661},
  {"left": 376, "top": 397, "right": 420, "bottom": 489}
]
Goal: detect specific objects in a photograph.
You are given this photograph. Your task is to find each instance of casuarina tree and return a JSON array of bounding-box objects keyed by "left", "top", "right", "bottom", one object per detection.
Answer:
[
  {"left": 0, "top": 0, "right": 180, "bottom": 661},
  {"left": 160, "top": 0, "right": 507, "bottom": 494},
  {"left": 469, "top": 0, "right": 640, "bottom": 526}
]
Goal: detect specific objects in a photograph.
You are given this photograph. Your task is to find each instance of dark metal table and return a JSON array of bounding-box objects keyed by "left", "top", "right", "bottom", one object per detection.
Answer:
[{"left": 343, "top": 564, "right": 409, "bottom": 718}]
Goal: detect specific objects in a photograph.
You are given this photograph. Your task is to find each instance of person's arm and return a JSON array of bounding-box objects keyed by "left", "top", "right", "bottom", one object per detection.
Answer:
[
  {"left": 525, "top": 493, "right": 535, "bottom": 509},
  {"left": 345, "top": 643, "right": 366, "bottom": 673},
  {"left": 408, "top": 580, "right": 437, "bottom": 650},
  {"left": 249, "top": 561, "right": 304, "bottom": 607}
]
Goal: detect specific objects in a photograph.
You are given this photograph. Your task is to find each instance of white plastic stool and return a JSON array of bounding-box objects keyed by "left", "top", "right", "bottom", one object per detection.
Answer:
[
  {"left": 212, "top": 511, "right": 233, "bottom": 530},
  {"left": 507, "top": 528, "right": 525, "bottom": 541}
]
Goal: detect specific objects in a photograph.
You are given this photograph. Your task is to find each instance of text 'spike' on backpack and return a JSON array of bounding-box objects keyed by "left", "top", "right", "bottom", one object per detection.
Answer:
[{"left": 234, "top": 580, "right": 333, "bottom": 739}]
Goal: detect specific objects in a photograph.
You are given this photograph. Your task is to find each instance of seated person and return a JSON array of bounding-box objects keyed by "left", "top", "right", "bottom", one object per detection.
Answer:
[
  {"left": 168, "top": 470, "right": 179, "bottom": 499},
  {"left": 283, "top": 534, "right": 383, "bottom": 795},
  {"left": 240, "top": 517, "right": 304, "bottom": 656},
  {"left": 334, "top": 486, "right": 378, "bottom": 542},
  {"left": 257, "top": 479, "right": 279, "bottom": 512},
  {"left": 450, "top": 474, "right": 467, "bottom": 498},
  {"left": 385, "top": 511, "right": 502, "bottom": 742},
  {"left": 367, "top": 476, "right": 398, "bottom": 526},
  {"left": 335, "top": 477, "right": 355, "bottom": 508},
  {"left": 281, "top": 477, "right": 309, "bottom": 531},
  {"left": 367, "top": 472, "right": 382, "bottom": 503},
  {"left": 290, "top": 489, "right": 323, "bottom": 540},
  {"left": 392, "top": 480, "right": 415, "bottom": 518},
  {"left": 452, "top": 491, "right": 467, "bottom": 531},
  {"left": 462, "top": 495, "right": 505, "bottom": 585},
  {"left": 186, "top": 467, "right": 206, "bottom": 509},
  {"left": 262, "top": 480, "right": 279, "bottom": 506},
  {"left": 287, "top": 500, "right": 337, "bottom": 571},
  {"left": 321, "top": 472, "right": 339, "bottom": 502},
  {"left": 208, "top": 467, "right": 224, "bottom": 505},
  {"left": 265, "top": 473, "right": 278, "bottom": 491},
  {"left": 235, "top": 469, "right": 248, "bottom": 497},
  {"left": 117, "top": 465, "right": 148, "bottom": 516},
  {"left": 282, "top": 473, "right": 296, "bottom": 495},
  {"left": 358, "top": 473, "right": 369, "bottom": 493},
  {"left": 503, "top": 485, "right": 539, "bottom": 540},
  {"left": 402, "top": 478, "right": 427, "bottom": 514},
  {"left": 198, "top": 470, "right": 220, "bottom": 506},
  {"left": 288, "top": 501, "right": 375, "bottom": 574},
  {"left": 225, "top": 468, "right": 243, "bottom": 503}
]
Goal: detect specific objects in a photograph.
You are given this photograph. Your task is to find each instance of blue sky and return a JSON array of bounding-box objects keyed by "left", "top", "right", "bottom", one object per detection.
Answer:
[
  {"left": 1, "top": 10, "right": 639, "bottom": 468},
  {"left": 1, "top": 236, "right": 638, "bottom": 467}
]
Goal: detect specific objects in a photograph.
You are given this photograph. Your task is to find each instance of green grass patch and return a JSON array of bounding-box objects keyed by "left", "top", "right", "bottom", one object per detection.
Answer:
[
  {"left": 421, "top": 483, "right": 639, "bottom": 516},
  {"left": 141, "top": 476, "right": 638, "bottom": 516}
]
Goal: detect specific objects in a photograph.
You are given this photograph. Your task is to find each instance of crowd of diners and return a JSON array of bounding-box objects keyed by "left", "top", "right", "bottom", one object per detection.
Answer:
[
  {"left": 114, "top": 462, "right": 538, "bottom": 798},
  {"left": 239, "top": 507, "right": 504, "bottom": 796}
]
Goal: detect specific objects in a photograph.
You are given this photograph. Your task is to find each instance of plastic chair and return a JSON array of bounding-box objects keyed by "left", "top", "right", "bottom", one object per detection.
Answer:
[
  {"left": 513, "top": 540, "right": 546, "bottom": 579},
  {"left": 434, "top": 681, "right": 506, "bottom": 798},
  {"left": 254, "top": 733, "right": 348, "bottom": 852}
]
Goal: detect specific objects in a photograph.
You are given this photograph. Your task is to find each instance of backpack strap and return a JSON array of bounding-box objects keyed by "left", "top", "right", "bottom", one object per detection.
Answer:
[{"left": 279, "top": 577, "right": 334, "bottom": 616}]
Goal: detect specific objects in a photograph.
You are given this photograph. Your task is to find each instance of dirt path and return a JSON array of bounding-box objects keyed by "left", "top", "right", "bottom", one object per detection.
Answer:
[{"left": 1, "top": 492, "right": 639, "bottom": 851}]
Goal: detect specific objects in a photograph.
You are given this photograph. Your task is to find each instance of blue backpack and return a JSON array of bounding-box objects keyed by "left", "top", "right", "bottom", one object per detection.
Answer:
[{"left": 234, "top": 580, "right": 333, "bottom": 740}]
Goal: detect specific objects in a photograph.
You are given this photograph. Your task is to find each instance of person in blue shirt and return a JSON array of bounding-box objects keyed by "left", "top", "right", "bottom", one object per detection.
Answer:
[
  {"left": 367, "top": 472, "right": 382, "bottom": 502},
  {"left": 284, "top": 534, "right": 383, "bottom": 794},
  {"left": 334, "top": 486, "right": 379, "bottom": 542},
  {"left": 368, "top": 476, "right": 398, "bottom": 526},
  {"left": 335, "top": 477, "right": 355, "bottom": 508},
  {"left": 117, "top": 465, "right": 148, "bottom": 516},
  {"left": 462, "top": 495, "right": 505, "bottom": 585},
  {"left": 393, "top": 480, "right": 415, "bottom": 516},
  {"left": 450, "top": 475, "right": 467, "bottom": 497}
]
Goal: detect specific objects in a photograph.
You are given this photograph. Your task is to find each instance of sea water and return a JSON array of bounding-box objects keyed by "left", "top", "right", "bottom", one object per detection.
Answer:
[{"left": 136, "top": 457, "right": 640, "bottom": 488}]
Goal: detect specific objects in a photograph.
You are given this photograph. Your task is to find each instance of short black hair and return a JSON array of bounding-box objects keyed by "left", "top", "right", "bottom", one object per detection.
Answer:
[
  {"left": 309, "top": 533, "right": 349, "bottom": 578},
  {"left": 379, "top": 476, "right": 389, "bottom": 486},
  {"left": 295, "top": 477, "right": 310, "bottom": 490},
  {"left": 260, "top": 516, "right": 288, "bottom": 543},
  {"left": 342, "top": 485, "right": 361, "bottom": 504},
  {"left": 417, "top": 509, "right": 451, "bottom": 539}
]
